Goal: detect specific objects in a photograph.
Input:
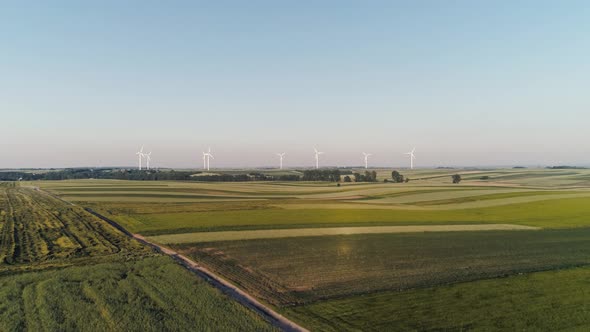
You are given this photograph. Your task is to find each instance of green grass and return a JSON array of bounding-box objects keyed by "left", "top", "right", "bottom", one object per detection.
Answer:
[
  {"left": 284, "top": 266, "right": 590, "bottom": 331},
  {"left": 0, "top": 256, "right": 275, "bottom": 331},
  {"left": 20, "top": 173, "right": 590, "bottom": 331},
  {"left": 0, "top": 184, "right": 277, "bottom": 331},
  {"left": 172, "top": 228, "right": 590, "bottom": 306},
  {"left": 91, "top": 196, "right": 590, "bottom": 235},
  {"left": 411, "top": 190, "right": 582, "bottom": 206}
]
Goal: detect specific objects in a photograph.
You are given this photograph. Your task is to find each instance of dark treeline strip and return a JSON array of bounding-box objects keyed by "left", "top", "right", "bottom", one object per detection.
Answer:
[{"left": 0, "top": 168, "right": 340, "bottom": 182}]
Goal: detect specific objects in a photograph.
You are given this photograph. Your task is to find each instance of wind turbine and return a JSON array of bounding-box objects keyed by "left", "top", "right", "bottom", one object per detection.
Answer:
[
  {"left": 145, "top": 152, "right": 152, "bottom": 170},
  {"left": 404, "top": 148, "right": 416, "bottom": 169},
  {"left": 362, "top": 152, "right": 372, "bottom": 169},
  {"left": 203, "top": 147, "right": 214, "bottom": 171},
  {"left": 136, "top": 146, "right": 145, "bottom": 170},
  {"left": 313, "top": 147, "right": 324, "bottom": 169},
  {"left": 276, "top": 153, "right": 286, "bottom": 169}
]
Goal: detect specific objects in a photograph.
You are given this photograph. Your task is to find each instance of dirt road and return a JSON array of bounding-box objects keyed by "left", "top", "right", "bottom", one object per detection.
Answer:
[{"left": 86, "top": 208, "right": 308, "bottom": 332}]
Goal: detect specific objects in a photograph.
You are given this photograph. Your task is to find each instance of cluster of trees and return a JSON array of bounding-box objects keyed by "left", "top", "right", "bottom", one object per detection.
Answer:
[
  {"left": 452, "top": 174, "right": 462, "bottom": 183},
  {"left": 342, "top": 171, "right": 378, "bottom": 183},
  {"left": 301, "top": 169, "right": 341, "bottom": 182},
  {"left": 355, "top": 171, "right": 378, "bottom": 182},
  {"left": 389, "top": 171, "right": 408, "bottom": 183}
]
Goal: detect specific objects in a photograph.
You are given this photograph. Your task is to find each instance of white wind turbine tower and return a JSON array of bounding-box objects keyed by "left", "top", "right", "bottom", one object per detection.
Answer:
[
  {"left": 136, "top": 146, "right": 145, "bottom": 170},
  {"left": 362, "top": 152, "right": 372, "bottom": 169},
  {"left": 313, "top": 147, "right": 324, "bottom": 169},
  {"left": 145, "top": 152, "right": 152, "bottom": 170},
  {"left": 203, "top": 147, "right": 214, "bottom": 171},
  {"left": 276, "top": 153, "right": 286, "bottom": 169},
  {"left": 404, "top": 148, "right": 416, "bottom": 169}
]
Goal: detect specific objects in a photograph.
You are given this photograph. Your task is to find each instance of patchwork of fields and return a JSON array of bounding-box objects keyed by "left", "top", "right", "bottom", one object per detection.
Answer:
[
  {"left": 172, "top": 229, "right": 590, "bottom": 306},
  {"left": 14, "top": 168, "right": 590, "bottom": 330},
  {"left": 0, "top": 183, "right": 276, "bottom": 331}
]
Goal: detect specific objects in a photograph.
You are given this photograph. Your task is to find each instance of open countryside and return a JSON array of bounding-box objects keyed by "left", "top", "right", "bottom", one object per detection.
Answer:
[
  {"left": 1, "top": 167, "right": 587, "bottom": 330},
  {"left": 4, "top": 2, "right": 590, "bottom": 330}
]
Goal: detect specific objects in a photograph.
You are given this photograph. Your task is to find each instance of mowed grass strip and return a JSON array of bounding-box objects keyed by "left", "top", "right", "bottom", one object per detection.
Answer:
[
  {"left": 173, "top": 228, "right": 590, "bottom": 306},
  {"left": 149, "top": 224, "right": 539, "bottom": 244},
  {"left": 284, "top": 266, "right": 590, "bottom": 331},
  {"left": 0, "top": 256, "right": 275, "bottom": 332}
]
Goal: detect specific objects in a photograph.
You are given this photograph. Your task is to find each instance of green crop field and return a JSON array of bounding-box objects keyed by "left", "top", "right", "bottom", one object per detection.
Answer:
[
  {"left": 0, "top": 256, "right": 274, "bottom": 331},
  {"left": 0, "top": 183, "right": 275, "bottom": 330},
  {"left": 171, "top": 229, "right": 590, "bottom": 306},
  {"left": 13, "top": 168, "right": 590, "bottom": 330},
  {"left": 285, "top": 266, "right": 590, "bottom": 331}
]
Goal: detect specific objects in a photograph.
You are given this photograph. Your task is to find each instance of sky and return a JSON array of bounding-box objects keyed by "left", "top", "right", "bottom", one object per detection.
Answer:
[{"left": 1, "top": 1, "right": 590, "bottom": 168}]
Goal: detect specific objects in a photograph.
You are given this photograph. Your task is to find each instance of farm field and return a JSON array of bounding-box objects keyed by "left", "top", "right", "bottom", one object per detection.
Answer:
[
  {"left": 0, "top": 183, "right": 148, "bottom": 272},
  {"left": 171, "top": 229, "right": 590, "bottom": 306},
  {"left": 0, "top": 183, "right": 276, "bottom": 331},
  {"left": 0, "top": 256, "right": 274, "bottom": 331},
  {"left": 31, "top": 168, "right": 590, "bottom": 236},
  {"left": 150, "top": 224, "right": 538, "bottom": 244},
  {"left": 21, "top": 168, "right": 590, "bottom": 330},
  {"left": 284, "top": 266, "right": 590, "bottom": 331}
]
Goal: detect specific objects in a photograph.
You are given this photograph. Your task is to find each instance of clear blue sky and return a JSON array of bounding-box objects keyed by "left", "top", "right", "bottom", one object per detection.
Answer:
[{"left": 1, "top": 1, "right": 589, "bottom": 168}]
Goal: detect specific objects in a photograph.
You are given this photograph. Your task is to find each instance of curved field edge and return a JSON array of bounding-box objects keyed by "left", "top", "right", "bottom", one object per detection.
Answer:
[
  {"left": 283, "top": 266, "right": 590, "bottom": 331},
  {"left": 0, "top": 256, "right": 275, "bottom": 331}
]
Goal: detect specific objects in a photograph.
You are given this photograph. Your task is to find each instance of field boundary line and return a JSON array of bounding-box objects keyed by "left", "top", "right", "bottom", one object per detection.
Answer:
[
  {"left": 84, "top": 208, "right": 308, "bottom": 332},
  {"left": 150, "top": 224, "right": 541, "bottom": 244}
]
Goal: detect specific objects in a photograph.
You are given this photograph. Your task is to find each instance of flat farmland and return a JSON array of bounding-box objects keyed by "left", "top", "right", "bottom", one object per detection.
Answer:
[
  {"left": 172, "top": 229, "right": 590, "bottom": 306},
  {"left": 66, "top": 196, "right": 590, "bottom": 236},
  {"left": 0, "top": 185, "right": 147, "bottom": 271},
  {"left": 0, "top": 183, "right": 276, "bottom": 330},
  {"left": 150, "top": 224, "right": 539, "bottom": 244},
  {"left": 31, "top": 169, "right": 590, "bottom": 236},
  {"left": 285, "top": 266, "right": 590, "bottom": 331},
  {"left": 23, "top": 169, "right": 590, "bottom": 330},
  {"left": 0, "top": 256, "right": 274, "bottom": 331}
]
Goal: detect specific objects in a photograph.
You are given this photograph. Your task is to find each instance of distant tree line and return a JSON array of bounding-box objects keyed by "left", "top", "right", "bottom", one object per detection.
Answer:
[
  {"left": 352, "top": 171, "right": 378, "bottom": 182},
  {"left": 301, "top": 169, "right": 341, "bottom": 182},
  {"left": 0, "top": 168, "right": 328, "bottom": 182},
  {"left": 547, "top": 166, "right": 587, "bottom": 170}
]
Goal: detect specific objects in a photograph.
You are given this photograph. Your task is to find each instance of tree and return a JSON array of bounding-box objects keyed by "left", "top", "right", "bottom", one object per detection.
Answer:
[
  {"left": 343, "top": 175, "right": 352, "bottom": 182},
  {"left": 353, "top": 173, "right": 362, "bottom": 182},
  {"left": 452, "top": 174, "right": 462, "bottom": 184},
  {"left": 391, "top": 170, "right": 404, "bottom": 183}
]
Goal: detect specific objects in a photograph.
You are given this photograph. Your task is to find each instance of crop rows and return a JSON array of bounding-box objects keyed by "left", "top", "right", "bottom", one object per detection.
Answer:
[
  {"left": 175, "top": 228, "right": 590, "bottom": 306},
  {"left": 0, "top": 256, "right": 275, "bottom": 331},
  {"left": 0, "top": 186, "right": 144, "bottom": 266}
]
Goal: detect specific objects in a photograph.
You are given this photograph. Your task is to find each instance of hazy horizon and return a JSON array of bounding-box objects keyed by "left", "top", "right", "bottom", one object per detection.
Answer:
[{"left": 2, "top": 1, "right": 590, "bottom": 168}]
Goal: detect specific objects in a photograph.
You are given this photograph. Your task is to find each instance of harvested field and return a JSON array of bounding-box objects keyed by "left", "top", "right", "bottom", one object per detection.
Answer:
[{"left": 0, "top": 186, "right": 146, "bottom": 269}]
